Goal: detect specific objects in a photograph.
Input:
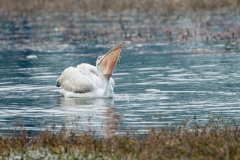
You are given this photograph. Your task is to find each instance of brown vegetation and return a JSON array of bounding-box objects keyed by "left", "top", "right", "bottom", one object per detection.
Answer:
[
  {"left": 0, "top": 0, "right": 239, "bottom": 16},
  {"left": 1, "top": 125, "right": 240, "bottom": 159}
]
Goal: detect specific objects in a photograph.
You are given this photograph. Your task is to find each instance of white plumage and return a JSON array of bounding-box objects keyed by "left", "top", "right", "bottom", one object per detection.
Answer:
[{"left": 56, "top": 44, "right": 122, "bottom": 98}]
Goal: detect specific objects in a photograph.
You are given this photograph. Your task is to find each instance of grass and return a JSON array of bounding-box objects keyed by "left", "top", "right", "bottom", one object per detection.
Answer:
[
  {"left": 1, "top": 120, "right": 240, "bottom": 159},
  {"left": 0, "top": 0, "right": 239, "bottom": 16}
]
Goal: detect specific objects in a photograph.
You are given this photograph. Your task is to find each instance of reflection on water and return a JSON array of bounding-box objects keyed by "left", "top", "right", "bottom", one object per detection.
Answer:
[{"left": 58, "top": 97, "right": 120, "bottom": 138}]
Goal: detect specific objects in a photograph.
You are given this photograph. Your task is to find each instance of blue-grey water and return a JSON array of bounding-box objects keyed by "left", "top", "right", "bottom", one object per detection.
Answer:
[
  {"left": 1, "top": 44, "right": 240, "bottom": 136},
  {"left": 0, "top": 13, "right": 240, "bottom": 137}
]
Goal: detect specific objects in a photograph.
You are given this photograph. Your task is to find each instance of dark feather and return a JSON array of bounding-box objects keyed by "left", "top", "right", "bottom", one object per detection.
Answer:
[{"left": 56, "top": 81, "right": 61, "bottom": 87}]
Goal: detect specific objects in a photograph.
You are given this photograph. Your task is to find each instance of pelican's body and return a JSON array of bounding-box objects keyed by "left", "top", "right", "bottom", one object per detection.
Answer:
[{"left": 56, "top": 44, "right": 122, "bottom": 98}]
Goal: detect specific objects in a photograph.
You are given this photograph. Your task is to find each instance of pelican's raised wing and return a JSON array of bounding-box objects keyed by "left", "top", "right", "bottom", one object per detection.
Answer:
[
  {"left": 77, "top": 63, "right": 98, "bottom": 75},
  {"left": 77, "top": 63, "right": 115, "bottom": 87},
  {"left": 56, "top": 67, "right": 94, "bottom": 93}
]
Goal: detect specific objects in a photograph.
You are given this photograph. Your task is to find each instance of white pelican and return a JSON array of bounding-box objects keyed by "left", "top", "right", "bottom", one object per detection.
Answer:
[{"left": 56, "top": 44, "right": 122, "bottom": 97}]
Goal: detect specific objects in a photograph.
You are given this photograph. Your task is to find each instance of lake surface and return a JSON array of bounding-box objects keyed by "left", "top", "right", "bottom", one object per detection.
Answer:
[
  {"left": 0, "top": 13, "right": 240, "bottom": 137},
  {"left": 1, "top": 44, "right": 240, "bottom": 136}
]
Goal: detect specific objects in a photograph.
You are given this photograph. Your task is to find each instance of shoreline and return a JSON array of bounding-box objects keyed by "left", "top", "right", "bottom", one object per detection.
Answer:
[{"left": 0, "top": 0, "right": 239, "bottom": 17}]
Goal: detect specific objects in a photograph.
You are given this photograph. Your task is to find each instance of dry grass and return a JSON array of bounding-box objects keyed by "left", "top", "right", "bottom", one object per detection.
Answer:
[
  {"left": 1, "top": 123, "right": 240, "bottom": 159},
  {"left": 0, "top": 0, "right": 239, "bottom": 17}
]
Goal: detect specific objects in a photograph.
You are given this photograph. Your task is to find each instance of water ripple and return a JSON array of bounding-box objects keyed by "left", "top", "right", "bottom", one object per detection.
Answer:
[{"left": 1, "top": 49, "right": 240, "bottom": 135}]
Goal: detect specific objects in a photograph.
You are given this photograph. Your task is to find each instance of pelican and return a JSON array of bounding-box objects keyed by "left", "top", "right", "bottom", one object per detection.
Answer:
[{"left": 56, "top": 44, "right": 122, "bottom": 97}]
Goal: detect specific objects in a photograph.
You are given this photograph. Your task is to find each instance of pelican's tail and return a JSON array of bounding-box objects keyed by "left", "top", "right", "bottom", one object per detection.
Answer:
[{"left": 56, "top": 79, "right": 61, "bottom": 87}]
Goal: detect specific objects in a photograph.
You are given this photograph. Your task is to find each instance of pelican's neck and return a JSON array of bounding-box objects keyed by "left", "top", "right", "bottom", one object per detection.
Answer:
[
  {"left": 96, "top": 65, "right": 113, "bottom": 97},
  {"left": 97, "top": 65, "right": 111, "bottom": 88}
]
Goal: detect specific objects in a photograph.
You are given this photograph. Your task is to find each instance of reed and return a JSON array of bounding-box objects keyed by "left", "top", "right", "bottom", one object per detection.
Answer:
[
  {"left": 0, "top": 0, "right": 239, "bottom": 17},
  {"left": 1, "top": 121, "right": 240, "bottom": 159}
]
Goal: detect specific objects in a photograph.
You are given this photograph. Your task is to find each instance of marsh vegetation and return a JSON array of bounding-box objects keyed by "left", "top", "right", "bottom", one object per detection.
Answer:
[
  {"left": 1, "top": 119, "right": 240, "bottom": 159},
  {"left": 0, "top": 0, "right": 239, "bottom": 15}
]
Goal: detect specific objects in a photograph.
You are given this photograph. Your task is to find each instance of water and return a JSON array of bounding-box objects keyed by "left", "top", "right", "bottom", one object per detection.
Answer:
[
  {"left": 1, "top": 45, "right": 240, "bottom": 136},
  {"left": 0, "top": 13, "right": 240, "bottom": 137}
]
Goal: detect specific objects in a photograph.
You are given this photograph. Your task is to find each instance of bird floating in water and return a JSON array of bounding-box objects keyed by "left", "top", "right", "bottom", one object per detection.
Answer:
[{"left": 56, "top": 44, "right": 122, "bottom": 98}]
